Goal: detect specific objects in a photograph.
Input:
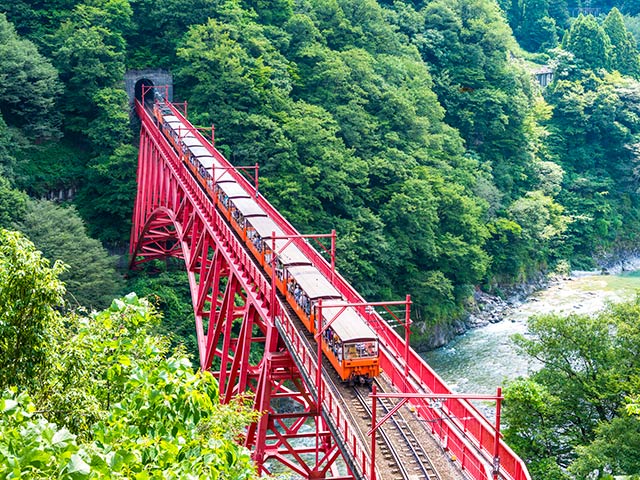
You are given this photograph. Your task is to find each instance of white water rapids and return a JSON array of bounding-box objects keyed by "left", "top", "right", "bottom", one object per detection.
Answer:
[{"left": 422, "top": 270, "right": 640, "bottom": 395}]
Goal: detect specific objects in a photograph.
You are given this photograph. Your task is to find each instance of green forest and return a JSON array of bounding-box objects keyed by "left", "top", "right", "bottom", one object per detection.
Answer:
[
  {"left": 4, "top": 0, "right": 640, "bottom": 338},
  {"left": 0, "top": 229, "right": 259, "bottom": 478},
  {"left": 2, "top": 0, "right": 640, "bottom": 477}
]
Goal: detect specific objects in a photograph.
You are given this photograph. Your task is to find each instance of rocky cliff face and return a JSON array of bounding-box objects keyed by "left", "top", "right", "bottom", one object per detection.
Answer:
[{"left": 413, "top": 273, "right": 552, "bottom": 351}]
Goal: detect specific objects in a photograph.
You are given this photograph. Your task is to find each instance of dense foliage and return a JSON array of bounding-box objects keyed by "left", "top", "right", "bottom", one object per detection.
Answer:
[
  {"left": 503, "top": 295, "right": 640, "bottom": 478},
  {"left": 0, "top": 229, "right": 258, "bottom": 479},
  {"left": 0, "top": 229, "right": 66, "bottom": 390},
  {"left": 1, "top": 0, "right": 640, "bottom": 341},
  {"left": 15, "top": 199, "right": 123, "bottom": 310},
  {"left": 3, "top": 0, "right": 640, "bottom": 477}
]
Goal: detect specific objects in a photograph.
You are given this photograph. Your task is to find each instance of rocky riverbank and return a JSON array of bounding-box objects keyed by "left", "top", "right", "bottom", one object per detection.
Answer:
[
  {"left": 465, "top": 274, "right": 553, "bottom": 328},
  {"left": 415, "top": 273, "right": 557, "bottom": 350},
  {"left": 415, "top": 252, "right": 640, "bottom": 351},
  {"left": 598, "top": 251, "right": 640, "bottom": 275}
]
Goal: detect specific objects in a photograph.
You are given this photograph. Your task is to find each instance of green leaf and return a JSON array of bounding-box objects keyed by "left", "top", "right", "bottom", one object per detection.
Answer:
[
  {"left": 66, "top": 453, "right": 90, "bottom": 476},
  {"left": 1, "top": 399, "right": 17, "bottom": 413},
  {"left": 89, "top": 454, "right": 110, "bottom": 475},
  {"left": 117, "top": 355, "right": 131, "bottom": 367},
  {"left": 52, "top": 428, "right": 76, "bottom": 447}
]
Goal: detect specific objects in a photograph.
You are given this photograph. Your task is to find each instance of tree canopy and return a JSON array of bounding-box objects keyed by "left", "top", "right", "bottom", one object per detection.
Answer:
[
  {"left": 0, "top": 229, "right": 259, "bottom": 478},
  {"left": 3, "top": 0, "right": 640, "bottom": 344},
  {"left": 504, "top": 295, "right": 640, "bottom": 477},
  {"left": 0, "top": 229, "right": 65, "bottom": 390},
  {"left": 0, "top": 13, "right": 62, "bottom": 139},
  {"left": 15, "top": 199, "right": 124, "bottom": 310}
]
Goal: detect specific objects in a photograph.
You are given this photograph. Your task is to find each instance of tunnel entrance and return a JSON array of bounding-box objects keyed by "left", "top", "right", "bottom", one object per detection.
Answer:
[
  {"left": 134, "top": 78, "right": 154, "bottom": 104},
  {"left": 124, "top": 69, "right": 173, "bottom": 105}
]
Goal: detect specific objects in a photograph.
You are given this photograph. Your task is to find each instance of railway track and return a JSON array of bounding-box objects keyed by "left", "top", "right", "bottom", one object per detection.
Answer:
[
  {"left": 351, "top": 380, "right": 442, "bottom": 480},
  {"left": 278, "top": 298, "right": 463, "bottom": 480}
]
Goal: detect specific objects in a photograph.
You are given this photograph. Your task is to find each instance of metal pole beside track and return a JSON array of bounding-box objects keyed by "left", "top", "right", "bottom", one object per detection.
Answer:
[
  {"left": 317, "top": 299, "right": 324, "bottom": 468},
  {"left": 370, "top": 384, "right": 377, "bottom": 480},
  {"left": 404, "top": 294, "right": 411, "bottom": 384},
  {"left": 493, "top": 387, "right": 502, "bottom": 480}
]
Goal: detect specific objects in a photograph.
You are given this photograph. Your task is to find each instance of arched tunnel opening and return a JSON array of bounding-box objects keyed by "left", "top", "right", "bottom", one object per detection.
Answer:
[{"left": 134, "top": 78, "right": 155, "bottom": 104}]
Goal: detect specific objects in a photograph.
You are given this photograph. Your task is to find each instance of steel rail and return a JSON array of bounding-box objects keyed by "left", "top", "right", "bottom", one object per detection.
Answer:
[
  {"left": 352, "top": 386, "right": 411, "bottom": 480},
  {"left": 371, "top": 385, "right": 441, "bottom": 480}
]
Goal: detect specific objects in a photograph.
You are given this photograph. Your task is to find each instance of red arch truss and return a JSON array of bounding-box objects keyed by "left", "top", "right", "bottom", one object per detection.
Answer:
[{"left": 129, "top": 105, "right": 369, "bottom": 478}]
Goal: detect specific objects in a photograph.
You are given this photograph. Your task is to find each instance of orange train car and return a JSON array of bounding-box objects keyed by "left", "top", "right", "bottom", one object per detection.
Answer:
[{"left": 320, "top": 301, "right": 380, "bottom": 383}]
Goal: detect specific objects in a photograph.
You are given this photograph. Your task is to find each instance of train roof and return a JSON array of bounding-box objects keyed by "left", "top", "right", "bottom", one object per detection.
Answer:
[
  {"left": 163, "top": 115, "right": 180, "bottom": 124},
  {"left": 245, "top": 218, "right": 310, "bottom": 265},
  {"left": 321, "top": 301, "right": 377, "bottom": 342},
  {"left": 164, "top": 117, "right": 196, "bottom": 140},
  {"left": 189, "top": 146, "right": 213, "bottom": 157},
  {"left": 230, "top": 197, "right": 266, "bottom": 217},
  {"left": 198, "top": 156, "right": 215, "bottom": 170},
  {"left": 274, "top": 240, "right": 311, "bottom": 266},
  {"left": 218, "top": 181, "right": 251, "bottom": 199},
  {"left": 163, "top": 117, "right": 186, "bottom": 131},
  {"left": 287, "top": 265, "right": 341, "bottom": 300},
  {"left": 215, "top": 171, "right": 235, "bottom": 183},
  {"left": 247, "top": 216, "right": 283, "bottom": 239},
  {"left": 181, "top": 135, "right": 201, "bottom": 146}
]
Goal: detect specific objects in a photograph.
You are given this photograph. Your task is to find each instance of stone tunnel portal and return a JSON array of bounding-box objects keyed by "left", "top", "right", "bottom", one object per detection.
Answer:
[{"left": 124, "top": 69, "right": 173, "bottom": 105}]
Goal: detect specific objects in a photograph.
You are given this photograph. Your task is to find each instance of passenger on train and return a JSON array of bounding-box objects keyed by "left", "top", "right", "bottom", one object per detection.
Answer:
[
  {"left": 253, "top": 235, "right": 263, "bottom": 252},
  {"left": 304, "top": 296, "right": 311, "bottom": 315},
  {"left": 299, "top": 293, "right": 307, "bottom": 311},
  {"left": 346, "top": 345, "right": 357, "bottom": 360}
]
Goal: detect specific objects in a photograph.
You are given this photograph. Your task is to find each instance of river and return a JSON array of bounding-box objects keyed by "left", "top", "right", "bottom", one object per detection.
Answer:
[{"left": 422, "top": 270, "right": 640, "bottom": 395}]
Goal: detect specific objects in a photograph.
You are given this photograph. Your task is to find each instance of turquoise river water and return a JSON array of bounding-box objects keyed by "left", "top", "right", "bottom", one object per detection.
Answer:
[{"left": 422, "top": 270, "right": 640, "bottom": 395}]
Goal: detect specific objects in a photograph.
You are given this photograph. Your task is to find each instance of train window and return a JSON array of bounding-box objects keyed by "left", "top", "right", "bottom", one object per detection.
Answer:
[{"left": 343, "top": 341, "right": 377, "bottom": 359}]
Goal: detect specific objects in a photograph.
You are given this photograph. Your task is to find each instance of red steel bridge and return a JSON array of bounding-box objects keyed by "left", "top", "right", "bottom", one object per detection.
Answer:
[{"left": 129, "top": 93, "right": 531, "bottom": 480}]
